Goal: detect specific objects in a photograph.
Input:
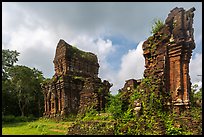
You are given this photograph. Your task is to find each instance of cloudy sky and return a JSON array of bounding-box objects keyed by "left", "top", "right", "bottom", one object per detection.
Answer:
[{"left": 2, "top": 2, "right": 202, "bottom": 95}]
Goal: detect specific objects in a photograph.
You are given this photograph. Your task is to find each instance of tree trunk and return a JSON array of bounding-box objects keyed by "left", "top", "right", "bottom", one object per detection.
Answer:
[
  {"left": 38, "top": 97, "right": 41, "bottom": 117},
  {"left": 19, "top": 99, "right": 25, "bottom": 116}
]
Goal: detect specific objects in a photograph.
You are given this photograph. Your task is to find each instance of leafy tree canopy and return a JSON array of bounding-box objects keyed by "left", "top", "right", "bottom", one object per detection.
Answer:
[{"left": 2, "top": 49, "right": 20, "bottom": 80}]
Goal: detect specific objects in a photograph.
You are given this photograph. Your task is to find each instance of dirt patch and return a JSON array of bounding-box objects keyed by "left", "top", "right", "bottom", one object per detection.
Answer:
[
  {"left": 49, "top": 129, "right": 66, "bottom": 133},
  {"left": 55, "top": 123, "right": 71, "bottom": 128}
]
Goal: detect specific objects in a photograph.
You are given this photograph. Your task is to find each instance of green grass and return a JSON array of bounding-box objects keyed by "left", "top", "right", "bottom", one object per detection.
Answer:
[{"left": 2, "top": 118, "right": 74, "bottom": 135}]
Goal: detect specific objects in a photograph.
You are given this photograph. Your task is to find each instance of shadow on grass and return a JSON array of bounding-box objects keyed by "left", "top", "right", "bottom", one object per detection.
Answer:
[{"left": 2, "top": 122, "right": 31, "bottom": 128}]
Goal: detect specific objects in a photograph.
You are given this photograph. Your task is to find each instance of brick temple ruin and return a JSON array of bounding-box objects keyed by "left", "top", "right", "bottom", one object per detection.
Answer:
[
  {"left": 142, "top": 7, "right": 196, "bottom": 113},
  {"left": 41, "top": 39, "right": 112, "bottom": 117},
  {"left": 119, "top": 79, "right": 141, "bottom": 102},
  {"left": 121, "top": 79, "right": 141, "bottom": 92},
  {"left": 41, "top": 7, "right": 196, "bottom": 118},
  {"left": 120, "top": 7, "right": 196, "bottom": 114},
  {"left": 66, "top": 7, "right": 200, "bottom": 135}
]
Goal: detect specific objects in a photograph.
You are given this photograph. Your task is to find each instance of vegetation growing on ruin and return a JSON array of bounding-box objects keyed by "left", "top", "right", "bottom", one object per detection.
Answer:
[
  {"left": 41, "top": 76, "right": 58, "bottom": 85},
  {"left": 64, "top": 77, "right": 202, "bottom": 135},
  {"left": 151, "top": 19, "right": 164, "bottom": 35},
  {"left": 72, "top": 76, "right": 84, "bottom": 81},
  {"left": 70, "top": 46, "right": 97, "bottom": 61}
]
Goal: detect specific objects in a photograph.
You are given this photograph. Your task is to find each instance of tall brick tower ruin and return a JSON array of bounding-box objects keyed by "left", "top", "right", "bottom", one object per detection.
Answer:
[
  {"left": 41, "top": 39, "right": 112, "bottom": 117},
  {"left": 142, "top": 7, "right": 196, "bottom": 113}
]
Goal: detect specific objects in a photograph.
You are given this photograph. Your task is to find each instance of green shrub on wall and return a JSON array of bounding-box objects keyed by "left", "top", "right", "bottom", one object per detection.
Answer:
[{"left": 151, "top": 19, "right": 164, "bottom": 35}]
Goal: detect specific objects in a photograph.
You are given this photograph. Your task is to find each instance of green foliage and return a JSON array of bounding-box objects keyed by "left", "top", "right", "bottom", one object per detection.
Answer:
[
  {"left": 105, "top": 93, "right": 123, "bottom": 119},
  {"left": 2, "top": 118, "right": 72, "bottom": 135},
  {"left": 71, "top": 46, "right": 95, "bottom": 61},
  {"left": 151, "top": 19, "right": 164, "bottom": 35},
  {"left": 161, "top": 112, "right": 182, "bottom": 135},
  {"left": 194, "top": 87, "right": 202, "bottom": 100},
  {"left": 98, "top": 87, "right": 103, "bottom": 94},
  {"left": 113, "top": 77, "right": 179, "bottom": 135},
  {"left": 130, "top": 89, "right": 141, "bottom": 102},
  {"left": 115, "top": 97, "right": 163, "bottom": 134},
  {"left": 190, "top": 84, "right": 202, "bottom": 107},
  {"left": 72, "top": 76, "right": 84, "bottom": 81},
  {"left": 2, "top": 49, "right": 20, "bottom": 80},
  {"left": 122, "top": 108, "right": 134, "bottom": 121},
  {"left": 188, "top": 106, "right": 202, "bottom": 120},
  {"left": 62, "top": 114, "right": 77, "bottom": 122},
  {"left": 27, "top": 123, "right": 49, "bottom": 135},
  {"left": 2, "top": 49, "right": 21, "bottom": 116},
  {"left": 2, "top": 115, "right": 36, "bottom": 124},
  {"left": 2, "top": 49, "right": 45, "bottom": 117},
  {"left": 67, "top": 120, "right": 115, "bottom": 135},
  {"left": 2, "top": 79, "right": 21, "bottom": 116},
  {"left": 81, "top": 109, "right": 99, "bottom": 121},
  {"left": 2, "top": 123, "right": 44, "bottom": 135},
  {"left": 8, "top": 65, "right": 45, "bottom": 117}
]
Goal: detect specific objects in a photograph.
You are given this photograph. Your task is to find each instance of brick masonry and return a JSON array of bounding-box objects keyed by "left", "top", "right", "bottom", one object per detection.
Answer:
[{"left": 41, "top": 39, "right": 112, "bottom": 117}]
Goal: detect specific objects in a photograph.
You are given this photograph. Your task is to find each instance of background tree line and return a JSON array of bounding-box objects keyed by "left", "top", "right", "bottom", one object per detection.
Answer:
[{"left": 2, "top": 49, "right": 45, "bottom": 117}]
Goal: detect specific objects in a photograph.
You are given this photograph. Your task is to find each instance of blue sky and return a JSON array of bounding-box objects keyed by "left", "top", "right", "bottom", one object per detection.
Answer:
[
  {"left": 2, "top": 2, "right": 202, "bottom": 94},
  {"left": 104, "top": 35, "right": 138, "bottom": 70}
]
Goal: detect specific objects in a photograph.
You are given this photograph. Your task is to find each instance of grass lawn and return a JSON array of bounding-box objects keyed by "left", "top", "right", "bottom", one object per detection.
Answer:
[{"left": 2, "top": 118, "right": 74, "bottom": 135}]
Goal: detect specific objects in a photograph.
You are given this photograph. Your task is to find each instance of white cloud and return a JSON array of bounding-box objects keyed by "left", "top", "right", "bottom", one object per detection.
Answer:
[
  {"left": 190, "top": 53, "right": 202, "bottom": 84},
  {"left": 109, "top": 41, "right": 145, "bottom": 94},
  {"left": 118, "top": 41, "right": 145, "bottom": 80},
  {"left": 189, "top": 52, "right": 202, "bottom": 93},
  {"left": 4, "top": 2, "right": 201, "bottom": 43},
  {"left": 69, "top": 35, "right": 116, "bottom": 84},
  {"left": 3, "top": 21, "right": 58, "bottom": 77},
  {"left": 70, "top": 35, "right": 115, "bottom": 60}
]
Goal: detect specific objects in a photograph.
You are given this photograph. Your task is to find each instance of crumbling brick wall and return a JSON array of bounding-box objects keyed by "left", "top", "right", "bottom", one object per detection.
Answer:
[
  {"left": 41, "top": 39, "right": 111, "bottom": 117},
  {"left": 53, "top": 39, "right": 99, "bottom": 78},
  {"left": 78, "top": 77, "right": 112, "bottom": 114},
  {"left": 142, "top": 7, "right": 196, "bottom": 113},
  {"left": 119, "top": 79, "right": 141, "bottom": 111}
]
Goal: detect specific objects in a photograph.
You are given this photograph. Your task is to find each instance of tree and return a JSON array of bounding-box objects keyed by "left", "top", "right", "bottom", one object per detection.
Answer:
[
  {"left": 8, "top": 65, "right": 44, "bottom": 116},
  {"left": 30, "top": 68, "right": 45, "bottom": 117},
  {"left": 190, "top": 84, "right": 202, "bottom": 107},
  {"left": 2, "top": 78, "right": 20, "bottom": 116},
  {"left": 195, "top": 87, "right": 202, "bottom": 100},
  {"left": 2, "top": 49, "right": 45, "bottom": 117},
  {"left": 2, "top": 49, "right": 20, "bottom": 116},
  {"left": 2, "top": 49, "right": 20, "bottom": 80}
]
